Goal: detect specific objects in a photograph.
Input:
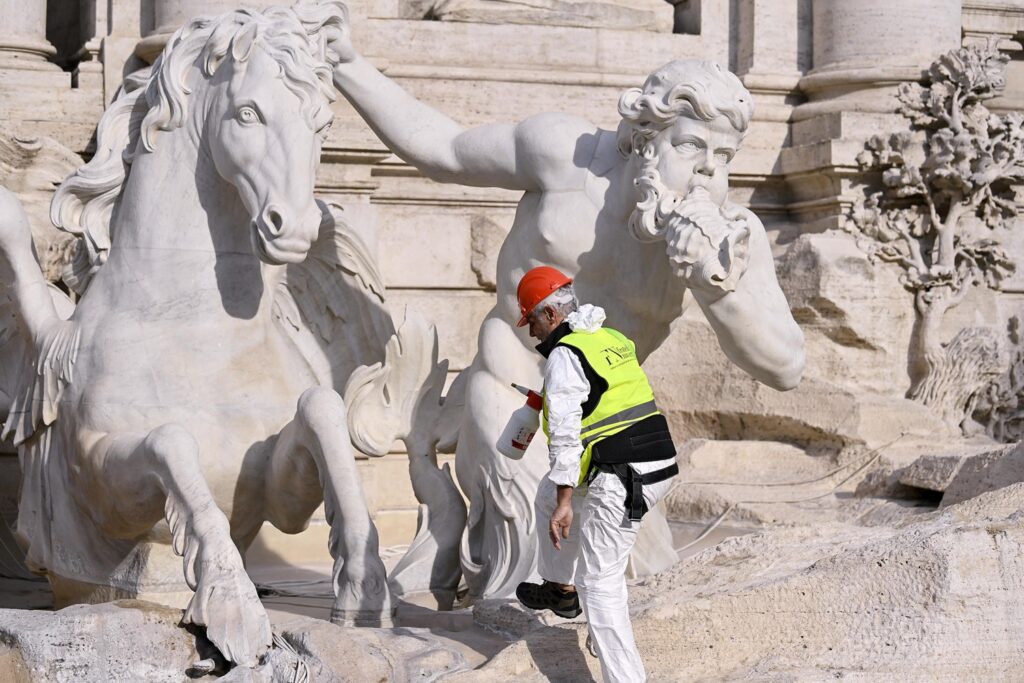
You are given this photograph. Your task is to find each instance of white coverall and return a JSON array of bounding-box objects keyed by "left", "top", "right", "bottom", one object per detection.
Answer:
[{"left": 537, "top": 304, "right": 676, "bottom": 683}]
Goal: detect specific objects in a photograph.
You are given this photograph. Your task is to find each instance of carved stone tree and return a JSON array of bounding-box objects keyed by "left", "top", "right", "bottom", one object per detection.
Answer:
[{"left": 847, "top": 42, "right": 1022, "bottom": 430}]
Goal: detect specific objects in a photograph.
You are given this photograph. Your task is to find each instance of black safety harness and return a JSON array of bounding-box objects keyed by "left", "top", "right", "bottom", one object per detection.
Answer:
[{"left": 589, "top": 413, "right": 678, "bottom": 521}]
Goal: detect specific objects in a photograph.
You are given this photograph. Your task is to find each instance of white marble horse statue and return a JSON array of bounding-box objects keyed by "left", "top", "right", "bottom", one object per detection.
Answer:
[{"left": 0, "top": 1, "right": 461, "bottom": 669}]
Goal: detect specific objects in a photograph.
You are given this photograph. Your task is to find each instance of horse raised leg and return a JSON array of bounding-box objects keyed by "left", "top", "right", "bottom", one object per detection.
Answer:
[
  {"left": 265, "top": 386, "right": 393, "bottom": 626},
  {"left": 86, "top": 423, "right": 271, "bottom": 668}
]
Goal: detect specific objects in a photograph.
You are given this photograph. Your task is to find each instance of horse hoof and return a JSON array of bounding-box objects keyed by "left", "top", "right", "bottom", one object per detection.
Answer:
[{"left": 183, "top": 551, "right": 272, "bottom": 668}]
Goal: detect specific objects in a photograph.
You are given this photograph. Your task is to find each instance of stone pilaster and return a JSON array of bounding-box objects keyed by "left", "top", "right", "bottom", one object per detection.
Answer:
[
  {"left": 727, "top": 0, "right": 808, "bottom": 219},
  {"left": 780, "top": 0, "right": 963, "bottom": 232}
]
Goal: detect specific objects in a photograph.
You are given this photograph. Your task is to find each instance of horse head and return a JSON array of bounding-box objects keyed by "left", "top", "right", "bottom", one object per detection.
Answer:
[
  {"left": 197, "top": 11, "right": 337, "bottom": 265},
  {"left": 51, "top": 2, "right": 346, "bottom": 283}
]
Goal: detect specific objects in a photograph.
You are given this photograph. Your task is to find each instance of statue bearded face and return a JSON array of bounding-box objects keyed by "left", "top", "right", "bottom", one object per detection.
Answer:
[
  {"left": 649, "top": 113, "right": 742, "bottom": 207},
  {"left": 625, "top": 111, "right": 746, "bottom": 244},
  {"left": 616, "top": 60, "right": 752, "bottom": 243}
]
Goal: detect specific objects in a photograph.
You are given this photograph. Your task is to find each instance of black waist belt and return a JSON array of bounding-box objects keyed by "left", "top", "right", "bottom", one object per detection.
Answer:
[
  {"left": 591, "top": 413, "right": 676, "bottom": 465},
  {"left": 589, "top": 414, "right": 678, "bottom": 521},
  {"left": 594, "top": 461, "right": 679, "bottom": 521}
]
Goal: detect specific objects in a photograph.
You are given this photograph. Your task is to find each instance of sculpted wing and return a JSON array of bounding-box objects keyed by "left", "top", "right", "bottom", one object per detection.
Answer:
[
  {"left": 273, "top": 200, "right": 465, "bottom": 599},
  {"left": 272, "top": 200, "right": 449, "bottom": 455},
  {"left": 0, "top": 186, "right": 77, "bottom": 447},
  {"left": 0, "top": 283, "right": 77, "bottom": 447},
  {"left": 273, "top": 200, "right": 394, "bottom": 389}
]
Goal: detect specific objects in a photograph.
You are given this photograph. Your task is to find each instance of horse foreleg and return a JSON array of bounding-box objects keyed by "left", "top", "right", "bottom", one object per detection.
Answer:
[
  {"left": 93, "top": 424, "right": 271, "bottom": 668},
  {"left": 265, "top": 386, "right": 393, "bottom": 626}
]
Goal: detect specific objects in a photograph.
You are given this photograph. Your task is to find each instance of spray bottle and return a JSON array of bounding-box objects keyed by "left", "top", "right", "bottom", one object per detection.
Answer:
[{"left": 496, "top": 383, "right": 543, "bottom": 459}]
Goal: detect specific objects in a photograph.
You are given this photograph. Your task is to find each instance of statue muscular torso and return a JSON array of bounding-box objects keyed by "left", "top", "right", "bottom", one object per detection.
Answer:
[
  {"left": 329, "top": 50, "right": 803, "bottom": 597},
  {"left": 493, "top": 127, "right": 687, "bottom": 364}
]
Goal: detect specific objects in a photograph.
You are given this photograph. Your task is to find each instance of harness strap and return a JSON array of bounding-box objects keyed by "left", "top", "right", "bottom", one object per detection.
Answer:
[{"left": 595, "top": 462, "right": 679, "bottom": 522}]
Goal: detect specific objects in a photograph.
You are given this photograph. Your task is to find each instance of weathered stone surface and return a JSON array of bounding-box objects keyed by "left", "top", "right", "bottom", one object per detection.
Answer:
[
  {"left": 457, "top": 483, "right": 1024, "bottom": 681},
  {"left": 777, "top": 231, "right": 915, "bottom": 397},
  {"left": 850, "top": 440, "right": 1007, "bottom": 498},
  {"left": 647, "top": 310, "right": 952, "bottom": 450},
  {"left": 0, "top": 601, "right": 199, "bottom": 682},
  {"left": 0, "top": 127, "right": 80, "bottom": 282},
  {"left": 941, "top": 442, "right": 1024, "bottom": 507},
  {"left": 0, "top": 602, "right": 470, "bottom": 683},
  {"left": 897, "top": 454, "right": 968, "bottom": 492},
  {"left": 469, "top": 214, "right": 508, "bottom": 291},
  {"left": 665, "top": 438, "right": 937, "bottom": 529}
]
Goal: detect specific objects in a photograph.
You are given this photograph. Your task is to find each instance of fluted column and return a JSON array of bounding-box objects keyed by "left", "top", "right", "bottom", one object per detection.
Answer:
[{"left": 794, "top": 0, "right": 962, "bottom": 120}]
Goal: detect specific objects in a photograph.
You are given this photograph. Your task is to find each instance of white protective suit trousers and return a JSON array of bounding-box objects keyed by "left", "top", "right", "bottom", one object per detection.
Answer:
[{"left": 535, "top": 468, "right": 675, "bottom": 683}]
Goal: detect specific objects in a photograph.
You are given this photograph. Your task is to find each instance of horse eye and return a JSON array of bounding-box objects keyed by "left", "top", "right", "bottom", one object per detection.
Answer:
[{"left": 237, "top": 106, "right": 261, "bottom": 125}]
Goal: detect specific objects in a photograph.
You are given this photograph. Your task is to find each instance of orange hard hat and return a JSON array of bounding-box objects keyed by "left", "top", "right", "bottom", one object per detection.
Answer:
[{"left": 516, "top": 266, "right": 573, "bottom": 327}]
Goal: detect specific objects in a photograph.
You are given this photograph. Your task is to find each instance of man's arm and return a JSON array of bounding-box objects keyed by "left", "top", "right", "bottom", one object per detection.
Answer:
[
  {"left": 544, "top": 347, "right": 590, "bottom": 486},
  {"left": 330, "top": 51, "right": 595, "bottom": 191},
  {"left": 544, "top": 346, "right": 589, "bottom": 548},
  {"left": 690, "top": 210, "right": 805, "bottom": 391}
]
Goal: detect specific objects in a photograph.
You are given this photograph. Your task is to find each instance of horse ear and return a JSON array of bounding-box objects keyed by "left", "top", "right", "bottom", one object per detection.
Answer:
[{"left": 231, "top": 21, "right": 261, "bottom": 62}]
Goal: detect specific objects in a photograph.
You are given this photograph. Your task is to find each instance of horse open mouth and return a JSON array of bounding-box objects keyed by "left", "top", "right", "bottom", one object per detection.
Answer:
[{"left": 251, "top": 222, "right": 311, "bottom": 265}]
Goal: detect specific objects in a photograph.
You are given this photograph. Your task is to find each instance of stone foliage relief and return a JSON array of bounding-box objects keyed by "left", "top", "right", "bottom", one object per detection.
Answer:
[
  {"left": 0, "top": 1, "right": 463, "bottom": 669},
  {"left": 848, "top": 41, "right": 1023, "bottom": 433}
]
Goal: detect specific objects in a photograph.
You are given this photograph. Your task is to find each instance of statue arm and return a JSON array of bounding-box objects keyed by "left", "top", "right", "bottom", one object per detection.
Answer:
[
  {"left": 331, "top": 56, "right": 592, "bottom": 191},
  {"left": 690, "top": 210, "right": 805, "bottom": 391}
]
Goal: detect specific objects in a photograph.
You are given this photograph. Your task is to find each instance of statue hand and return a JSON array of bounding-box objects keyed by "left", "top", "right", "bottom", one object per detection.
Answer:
[
  {"left": 666, "top": 193, "right": 751, "bottom": 294},
  {"left": 323, "top": 14, "right": 357, "bottom": 66}
]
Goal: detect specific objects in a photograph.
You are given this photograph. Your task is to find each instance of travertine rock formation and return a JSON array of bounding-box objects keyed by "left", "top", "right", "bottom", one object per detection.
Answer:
[
  {"left": 0, "top": 601, "right": 469, "bottom": 682},
  {"left": 0, "top": 128, "right": 80, "bottom": 283},
  {"left": 462, "top": 482, "right": 1024, "bottom": 682}
]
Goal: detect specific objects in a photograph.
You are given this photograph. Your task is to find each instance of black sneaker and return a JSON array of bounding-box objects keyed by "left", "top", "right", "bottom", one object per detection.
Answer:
[{"left": 516, "top": 580, "right": 582, "bottom": 618}]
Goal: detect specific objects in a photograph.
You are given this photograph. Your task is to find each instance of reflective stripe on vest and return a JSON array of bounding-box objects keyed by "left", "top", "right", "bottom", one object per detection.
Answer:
[{"left": 542, "top": 326, "right": 659, "bottom": 486}]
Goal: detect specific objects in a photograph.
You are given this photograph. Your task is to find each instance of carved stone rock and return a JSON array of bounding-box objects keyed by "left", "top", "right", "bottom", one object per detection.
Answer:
[
  {"left": 461, "top": 482, "right": 1024, "bottom": 681},
  {"left": 940, "top": 441, "right": 1023, "bottom": 507},
  {"left": 0, "top": 127, "right": 80, "bottom": 283},
  {"left": 0, "top": 601, "right": 470, "bottom": 682}
]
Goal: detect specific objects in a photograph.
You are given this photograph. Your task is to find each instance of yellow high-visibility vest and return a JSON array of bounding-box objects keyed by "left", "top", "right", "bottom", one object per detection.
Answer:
[{"left": 542, "top": 326, "right": 660, "bottom": 486}]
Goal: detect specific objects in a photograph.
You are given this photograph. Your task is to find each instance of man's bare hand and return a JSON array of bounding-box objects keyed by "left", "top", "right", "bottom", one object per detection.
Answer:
[{"left": 549, "top": 502, "right": 573, "bottom": 550}]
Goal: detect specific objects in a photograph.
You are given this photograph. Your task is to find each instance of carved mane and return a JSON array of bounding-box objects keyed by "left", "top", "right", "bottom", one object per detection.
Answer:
[{"left": 50, "top": 1, "right": 345, "bottom": 294}]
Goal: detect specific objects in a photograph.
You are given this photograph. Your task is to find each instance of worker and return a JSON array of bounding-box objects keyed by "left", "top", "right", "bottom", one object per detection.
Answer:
[{"left": 513, "top": 265, "right": 678, "bottom": 683}]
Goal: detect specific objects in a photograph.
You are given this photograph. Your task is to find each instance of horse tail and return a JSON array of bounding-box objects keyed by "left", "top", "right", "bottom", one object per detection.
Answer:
[
  {"left": 343, "top": 308, "right": 448, "bottom": 458},
  {"left": 459, "top": 466, "right": 539, "bottom": 600}
]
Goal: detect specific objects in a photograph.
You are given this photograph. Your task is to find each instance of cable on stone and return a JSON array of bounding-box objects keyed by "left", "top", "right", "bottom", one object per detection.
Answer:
[{"left": 670, "top": 434, "right": 905, "bottom": 554}]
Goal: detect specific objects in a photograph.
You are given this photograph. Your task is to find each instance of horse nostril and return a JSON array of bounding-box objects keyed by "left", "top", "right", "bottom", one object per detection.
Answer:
[{"left": 264, "top": 207, "right": 284, "bottom": 236}]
